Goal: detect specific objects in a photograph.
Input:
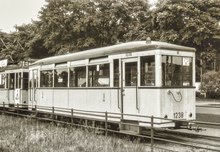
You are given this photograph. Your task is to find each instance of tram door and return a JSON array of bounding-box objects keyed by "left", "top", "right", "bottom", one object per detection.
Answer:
[
  {"left": 29, "top": 70, "right": 38, "bottom": 105},
  {"left": 122, "top": 58, "right": 138, "bottom": 118}
]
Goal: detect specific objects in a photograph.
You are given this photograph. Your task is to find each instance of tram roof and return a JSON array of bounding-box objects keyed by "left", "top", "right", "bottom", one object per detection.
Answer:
[
  {"left": 32, "top": 41, "right": 196, "bottom": 65},
  {"left": 0, "top": 65, "right": 28, "bottom": 73}
]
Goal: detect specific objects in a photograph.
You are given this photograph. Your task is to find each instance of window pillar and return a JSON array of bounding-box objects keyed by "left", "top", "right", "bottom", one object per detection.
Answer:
[{"left": 156, "top": 54, "right": 161, "bottom": 87}]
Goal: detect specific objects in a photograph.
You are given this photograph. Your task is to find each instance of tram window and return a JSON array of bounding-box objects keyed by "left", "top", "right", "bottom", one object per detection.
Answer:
[
  {"left": 141, "top": 56, "right": 155, "bottom": 86},
  {"left": 33, "top": 70, "right": 38, "bottom": 88},
  {"left": 30, "top": 70, "right": 38, "bottom": 88},
  {"left": 114, "top": 59, "right": 119, "bottom": 87},
  {"left": 9, "top": 73, "right": 15, "bottom": 89},
  {"left": 40, "top": 70, "right": 53, "bottom": 87},
  {"left": 162, "top": 56, "right": 192, "bottom": 86},
  {"left": 0, "top": 74, "right": 5, "bottom": 88},
  {"left": 54, "top": 68, "right": 68, "bottom": 87},
  {"left": 88, "top": 64, "right": 110, "bottom": 87},
  {"left": 29, "top": 71, "right": 33, "bottom": 88},
  {"left": 16, "top": 73, "right": 22, "bottom": 89},
  {"left": 183, "top": 57, "right": 192, "bottom": 86},
  {"left": 23, "top": 73, "right": 29, "bottom": 90},
  {"left": 69, "top": 66, "right": 86, "bottom": 87},
  {"left": 5, "top": 74, "right": 9, "bottom": 88},
  {"left": 125, "top": 62, "right": 137, "bottom": 86},
  {"left": 172, "top": 57, "right": 182, "bottom": 86}
]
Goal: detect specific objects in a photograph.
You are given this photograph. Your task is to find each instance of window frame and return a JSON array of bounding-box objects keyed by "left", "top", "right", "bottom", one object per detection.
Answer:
[
  {"left": 69, "top": 66, "right": 87, "bottom": 88},
  {"left": 54, "top": 68, "right": 68, "bottom": 88},
  {"left": 40, "top": 69, "right": 54, "bottom": 88},
  {"left": 140, "top": 55, "right": 155, "bottom": 86},
  {"left": 88, "top": 63, "right": 110, "bottom": 87},
  {"left": 162, "top": 55, "right": 193, "bottom": 87},
  {"left": 0, "top": 73, "right": 6, "bottom": 89}
]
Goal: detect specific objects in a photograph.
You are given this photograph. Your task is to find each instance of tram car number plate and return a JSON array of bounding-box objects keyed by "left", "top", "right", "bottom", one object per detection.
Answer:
[{"left": 174, "top": 112, "right": 184, "bottom": 119}]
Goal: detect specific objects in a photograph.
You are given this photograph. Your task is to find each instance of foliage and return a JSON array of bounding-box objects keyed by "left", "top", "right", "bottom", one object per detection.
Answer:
[
  {"left": 201, "top": 71, "right": 220, "bottom": 98},
  {"left": 125, "top": 0, "right": 220, "bottom": 79},
  {"left": 130, "top": 0, "right": 220, "bottom": 55},
  {"left": 34, "top": 0, "right": 149, "bottom": 55},
  {"left": 0, "top": 24, "right": 50, "bottom": 62},
  {"left": 0, "top": 0, "right": 220, "bottom": 66}
]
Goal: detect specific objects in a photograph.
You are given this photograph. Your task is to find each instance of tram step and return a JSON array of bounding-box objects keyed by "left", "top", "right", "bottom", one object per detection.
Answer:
[
  {"left": 120, "top": 120, "right": 141, "bottom": 134},
  {"left": 119, "top": 130, "right": 139, "bottom": 135}
]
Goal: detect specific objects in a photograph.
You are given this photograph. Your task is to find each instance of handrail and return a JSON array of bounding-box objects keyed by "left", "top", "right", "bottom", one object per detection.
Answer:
[
  {"left": 0, "top": 103, "right": 220, "bottom": 152},
  {"left": 167, "top": 90, "right": 182, "bottom": 102},
  {"left": 136, "top": 75, "right": 139, "bottom": 111}
]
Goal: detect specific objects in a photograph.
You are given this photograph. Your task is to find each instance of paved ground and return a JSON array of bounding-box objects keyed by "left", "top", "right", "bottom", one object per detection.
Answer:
[
  {"left": 196, "top": 98, "right": 220, "bottom": 115},
  {"left": 196, "top": 98, "right": 220, "bottom": 128},
  {"left": 196, "top": 98, "right": 220, "bottom": 106}
]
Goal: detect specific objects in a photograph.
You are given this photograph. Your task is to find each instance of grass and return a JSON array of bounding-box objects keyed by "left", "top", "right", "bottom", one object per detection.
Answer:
[
  {"left": 0, "top": 115, "right": 149, "bottom": 152},
  {"left": 0, "top": 114, "right": 211, "bottom": 152}
]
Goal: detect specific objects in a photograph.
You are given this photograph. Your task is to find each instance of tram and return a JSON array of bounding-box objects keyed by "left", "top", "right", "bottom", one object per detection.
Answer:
[
  {"left": 0, "top": 60, "right": 29, "bottom": 107},
  {"left": 28, "top": 40, "right": 196, "bottom": 128}
]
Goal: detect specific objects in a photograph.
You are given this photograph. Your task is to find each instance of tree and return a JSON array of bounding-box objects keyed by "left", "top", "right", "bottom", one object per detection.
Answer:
[
  {"left": 137, "top": 0, "right": 220, "bottom": 51},
  {"left": 0, "top": 23, "right": 50, "bottom": 63},
  {"left": 0, "top": 31, "right": 17, "bottom": 63},
  {"left": 34, "top": 0, "right": 150, "bottom": 55},
  {"left": 126, "top": 0, "right": 220, "bottom": 80}
]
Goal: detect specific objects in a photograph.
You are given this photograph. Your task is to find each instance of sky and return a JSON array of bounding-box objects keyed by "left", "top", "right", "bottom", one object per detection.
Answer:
[
  {"left": 0, "top": 0, "right": 46, "bottom": 33},
  {"left": 0, "top": 0, "right": 157, "bottom": 33}
]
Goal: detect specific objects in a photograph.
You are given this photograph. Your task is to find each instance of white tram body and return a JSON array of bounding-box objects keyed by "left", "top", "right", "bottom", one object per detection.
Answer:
[
  {"left": 28, "top": 41, "right": 196, "bottom": 127},
  {"left": 0, "top": 65, "right": 29, "bottom": 106}
]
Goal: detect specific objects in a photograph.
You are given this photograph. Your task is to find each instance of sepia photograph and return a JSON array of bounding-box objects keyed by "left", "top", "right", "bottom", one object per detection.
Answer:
[{"left": 0, "top": 0, "right": 220, "bottom": 151}]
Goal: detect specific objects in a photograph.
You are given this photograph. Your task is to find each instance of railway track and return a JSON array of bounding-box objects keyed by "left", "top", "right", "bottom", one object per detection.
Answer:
[
  {"left": 153, "top": 129, "right": 220, "bottom": 151},
  {"left": 0, "top": 106, "right": 220, "bottom": 152}
]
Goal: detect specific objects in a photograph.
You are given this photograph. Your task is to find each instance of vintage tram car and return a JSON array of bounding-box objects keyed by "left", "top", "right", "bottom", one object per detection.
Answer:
[
  {"left": 0, "top": 61, "right": 29, "bottom": 107},
  {"left": 28, "top": 40, "right": 196, "bottom": 128}
]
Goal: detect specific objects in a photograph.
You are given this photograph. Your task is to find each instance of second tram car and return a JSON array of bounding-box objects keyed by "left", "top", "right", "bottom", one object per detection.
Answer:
[
  {"left": 0, "top": 61, "right": 29, "bottom": 107},
  {"left": 28, "top": 40, "right": 196, "bottom": 128}
]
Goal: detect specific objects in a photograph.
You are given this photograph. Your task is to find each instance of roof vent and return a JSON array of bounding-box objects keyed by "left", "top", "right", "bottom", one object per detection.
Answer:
[{"left": 146, "top": 37, "right": 151, "bottom": 43}]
